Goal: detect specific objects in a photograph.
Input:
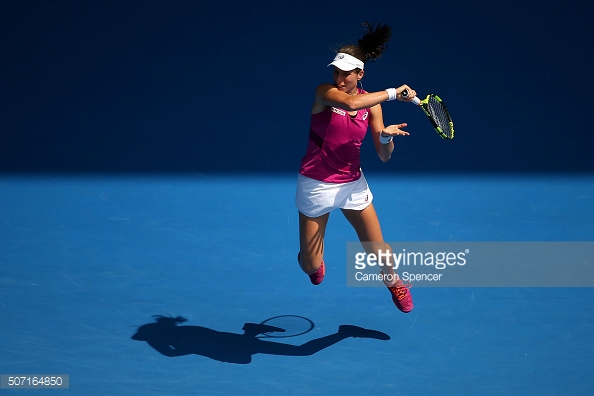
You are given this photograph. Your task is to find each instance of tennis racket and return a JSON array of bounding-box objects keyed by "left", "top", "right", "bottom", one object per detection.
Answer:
[{"left": 402, "top": 90, "right": 454, "bottom": 140}]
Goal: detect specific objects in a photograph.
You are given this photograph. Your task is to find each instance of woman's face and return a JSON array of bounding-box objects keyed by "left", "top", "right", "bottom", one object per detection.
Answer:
[{"left": 333, "top": 67, "right": 364, "bottom": 94}]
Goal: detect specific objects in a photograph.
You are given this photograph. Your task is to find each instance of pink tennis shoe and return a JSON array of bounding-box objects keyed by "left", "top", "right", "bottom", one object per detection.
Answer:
[
  {"left": 386, "top": 276, "right": 413, "bottom": 313},
  {"left": 308, "top": 261, "right": 325, "bottom": 285}
]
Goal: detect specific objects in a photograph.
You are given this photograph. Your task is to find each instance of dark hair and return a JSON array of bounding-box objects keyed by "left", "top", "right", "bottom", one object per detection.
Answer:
[{"left": 337, "top": 22, "right": 392, "bottom": 66}]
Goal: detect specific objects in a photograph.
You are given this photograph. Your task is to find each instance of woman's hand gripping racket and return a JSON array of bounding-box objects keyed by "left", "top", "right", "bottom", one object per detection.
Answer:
[{"left": 402, "top": 90, "right": 454, "bottom": 140}]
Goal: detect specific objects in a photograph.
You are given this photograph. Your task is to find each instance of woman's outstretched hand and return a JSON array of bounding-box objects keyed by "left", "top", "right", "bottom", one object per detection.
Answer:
[{"left": 381, "top": 123, "right": 410, "bottom": 137}]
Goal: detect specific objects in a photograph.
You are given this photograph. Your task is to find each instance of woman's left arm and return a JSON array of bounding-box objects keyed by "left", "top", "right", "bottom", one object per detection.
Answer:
[{"left": 369, "top": 104, "right": 410, "bottom": 162}]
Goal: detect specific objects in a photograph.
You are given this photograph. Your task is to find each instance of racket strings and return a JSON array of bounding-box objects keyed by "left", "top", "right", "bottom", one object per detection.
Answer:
[{"left": 427, "top": 97, "right": 454, "bottom": 139}]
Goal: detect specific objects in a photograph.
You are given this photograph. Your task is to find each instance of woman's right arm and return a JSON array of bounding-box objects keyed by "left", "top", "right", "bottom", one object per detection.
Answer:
[{"left": 314, "top": 83, "right": 416, "bottom": 112}]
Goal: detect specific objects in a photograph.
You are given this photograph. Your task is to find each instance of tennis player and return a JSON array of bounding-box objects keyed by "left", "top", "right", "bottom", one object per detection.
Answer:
[{"left": 295, "top": 22, "right": 415, "bottom": 313}]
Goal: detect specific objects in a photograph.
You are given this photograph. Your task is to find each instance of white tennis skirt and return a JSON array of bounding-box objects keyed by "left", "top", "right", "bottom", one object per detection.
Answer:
[{"left": 295, "top": 172, "right": 373, "bottom": 218}]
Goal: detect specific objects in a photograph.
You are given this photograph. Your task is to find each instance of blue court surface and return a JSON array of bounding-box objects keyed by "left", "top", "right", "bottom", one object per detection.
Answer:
[
  {"left": 2, "top": 0, "right": 594, "bottom": 395},
  {"left": 1, "top": 174, "right": 593, "bottom": 395}
]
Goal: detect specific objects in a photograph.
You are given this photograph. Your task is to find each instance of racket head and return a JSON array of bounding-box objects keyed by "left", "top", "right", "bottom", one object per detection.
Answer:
[
  {"left": 256, "top": 315, "right": 315, "bottom": 339},
  {"left": 420, "top": 94, "right": 454, "bottom": 140}
]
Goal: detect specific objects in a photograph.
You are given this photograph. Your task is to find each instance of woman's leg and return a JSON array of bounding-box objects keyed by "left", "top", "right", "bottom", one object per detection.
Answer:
[
  {"left": 298, "top": 211, "right": 329, "bottom": 275},
  {"left": 342, "top": 204, "right": 413, "bottom": 312},
  {"left": 341, "top": 204, "right": 396, "bottom": 277}
]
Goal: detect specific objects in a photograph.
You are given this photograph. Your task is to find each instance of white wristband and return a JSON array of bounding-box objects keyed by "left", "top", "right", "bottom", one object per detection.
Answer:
[
  {"left": 379, "top": 133, "right": 393, "bottom": 144},
  {"left": 385, "top": 88, "right": 397, "bottom": 101}
]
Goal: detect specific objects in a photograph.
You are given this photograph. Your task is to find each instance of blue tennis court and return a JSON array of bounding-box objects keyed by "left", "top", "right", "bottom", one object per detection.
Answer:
[
  {"left": 1, "top": 0, "right": 593, "bottom": 395},
  {"left": 2, "top": 174, "right": 593, "bottom": 394}
]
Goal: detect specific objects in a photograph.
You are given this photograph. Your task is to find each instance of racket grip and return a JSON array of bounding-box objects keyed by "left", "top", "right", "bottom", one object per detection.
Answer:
[{"left": 402, "top": 89, "right": 421, "bottom": 105}]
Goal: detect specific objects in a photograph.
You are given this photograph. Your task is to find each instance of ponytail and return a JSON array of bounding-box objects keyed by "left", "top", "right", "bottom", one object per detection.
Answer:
[
  {"left": 336, "top": 22, "right": 392, "bottom": 67},
  {"left": 357, "top": 22, "right": 392, "bottom": 62}
]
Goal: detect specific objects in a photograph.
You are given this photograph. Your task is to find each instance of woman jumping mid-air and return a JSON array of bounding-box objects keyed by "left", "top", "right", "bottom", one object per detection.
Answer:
[{"left": 296, "top": 22, "right": 416, "bottom": 313}]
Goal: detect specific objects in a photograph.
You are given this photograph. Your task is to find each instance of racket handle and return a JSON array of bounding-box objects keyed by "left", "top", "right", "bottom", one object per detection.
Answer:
[{"left": 402, "top": 89, "right": 421, "bottom": 105}]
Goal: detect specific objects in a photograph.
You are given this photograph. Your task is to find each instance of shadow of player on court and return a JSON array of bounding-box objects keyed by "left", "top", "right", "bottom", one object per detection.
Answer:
[{"left": 131, "top": 315, "right": 389, "bottom": 364}]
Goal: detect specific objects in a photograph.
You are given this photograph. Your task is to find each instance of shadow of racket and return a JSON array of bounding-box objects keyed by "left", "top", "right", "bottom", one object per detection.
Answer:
[{"left": 242, "top": 315, "right": 314, "bottom": 339}]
